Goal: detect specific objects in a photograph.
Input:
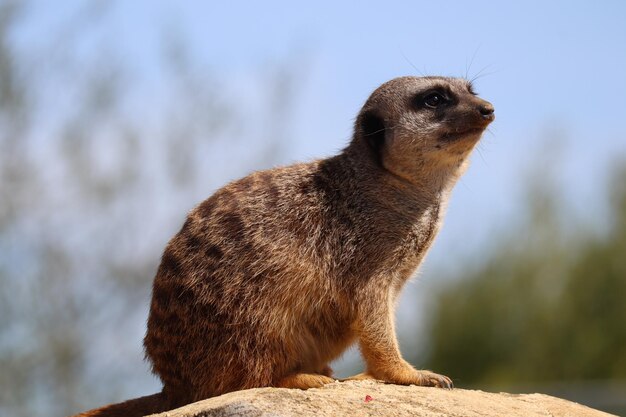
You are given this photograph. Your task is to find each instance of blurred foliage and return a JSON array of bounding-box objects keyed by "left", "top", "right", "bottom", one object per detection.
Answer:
[
  {"left": 425, "top": 161, "right": 626, "bottom": 403},
  {"left": 0, "top": 1, "right": 298, "bottom": 416}
]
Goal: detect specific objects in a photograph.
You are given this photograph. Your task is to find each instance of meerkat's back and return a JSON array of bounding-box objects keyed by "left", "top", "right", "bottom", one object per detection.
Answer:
[{"left": 145, "top": 161, "right": 361, "bottom": 403}]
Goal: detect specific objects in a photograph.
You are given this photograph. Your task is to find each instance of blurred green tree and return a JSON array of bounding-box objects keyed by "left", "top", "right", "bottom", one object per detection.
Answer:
[{"left": 424, "top": 162, "right": 626, "bottom": 412}]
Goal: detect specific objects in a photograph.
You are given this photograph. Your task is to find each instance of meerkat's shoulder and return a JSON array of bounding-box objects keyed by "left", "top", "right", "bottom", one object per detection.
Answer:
[
  {"left": 187, "top": 160, "right": 327, "bottom": 219},
  {"left": 228, "top": 160, "right": 325, "bottom": 190}
]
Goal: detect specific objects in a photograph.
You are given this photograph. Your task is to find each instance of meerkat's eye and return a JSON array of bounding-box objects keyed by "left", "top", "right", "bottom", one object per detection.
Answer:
[{"left": 423, "top": 92, "right": 447, "bottom": 108}]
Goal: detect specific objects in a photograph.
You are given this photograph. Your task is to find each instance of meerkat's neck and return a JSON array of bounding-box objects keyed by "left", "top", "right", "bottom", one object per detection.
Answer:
[{"left": 341, "top": 138, "right": 465, "bottom": 207}]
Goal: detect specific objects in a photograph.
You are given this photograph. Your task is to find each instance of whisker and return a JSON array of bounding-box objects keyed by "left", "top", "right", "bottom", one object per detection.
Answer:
[
  {"left": 465, "top": 44, "right": 482, "bottom": 80},
  {"left": 475, "top": 144, "right": 488, "bottom": 166},
  {"left": 470, "top": 64, "right": 501, "bottom": 84},
  {"left": 364, "top": 124, "right": 398, "bottom": 137},
  {"left": 470, "top": 63, "right": 493, "bottom": 81},
  {"left": 399, "top": 48, "right": 425, "bottom": 77}
]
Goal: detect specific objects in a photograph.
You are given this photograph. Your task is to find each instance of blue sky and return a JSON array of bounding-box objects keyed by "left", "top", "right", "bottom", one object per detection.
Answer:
[{"left": 17, "top": 0, "right": 626, "bottom": 264}]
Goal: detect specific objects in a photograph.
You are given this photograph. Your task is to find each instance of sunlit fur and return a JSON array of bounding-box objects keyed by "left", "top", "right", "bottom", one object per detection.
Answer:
[{"left": 74, "top": 76, "right": 494, "bottom": 417}]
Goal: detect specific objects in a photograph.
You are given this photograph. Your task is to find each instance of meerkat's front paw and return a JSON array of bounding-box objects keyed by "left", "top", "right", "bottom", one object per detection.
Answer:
[
  {"left": 411, "top": 370, "right": 454, "bottom": 389},
  {"left": 365, "top": 364, "right": 454, "bottom": 389}
]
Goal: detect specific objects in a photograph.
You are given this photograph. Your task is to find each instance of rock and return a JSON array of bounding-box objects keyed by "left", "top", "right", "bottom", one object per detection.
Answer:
[{"left": 148, "top": 380, "right": 616, "bottom": 417}]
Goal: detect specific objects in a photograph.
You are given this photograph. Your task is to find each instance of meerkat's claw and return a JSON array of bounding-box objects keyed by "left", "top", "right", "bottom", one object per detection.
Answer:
[{"left": 416, "top": 370, "right": 454, "bottom": 389}]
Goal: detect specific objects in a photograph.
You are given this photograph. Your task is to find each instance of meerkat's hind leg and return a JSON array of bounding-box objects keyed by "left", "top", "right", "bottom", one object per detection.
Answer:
[
  {"left": 341, "top": 372, "right": 377, "bottom": 382},
  {"left": 319, "top": 365, "right": 334, "bottom": 377},
  {"left": 276, "top": 373, "right": 335, "bottom": 389}
]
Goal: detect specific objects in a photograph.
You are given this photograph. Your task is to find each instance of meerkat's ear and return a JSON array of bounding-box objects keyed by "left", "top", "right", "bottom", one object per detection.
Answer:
[{"left": 359, "top": 111, "right": 386, "bottom": 164}]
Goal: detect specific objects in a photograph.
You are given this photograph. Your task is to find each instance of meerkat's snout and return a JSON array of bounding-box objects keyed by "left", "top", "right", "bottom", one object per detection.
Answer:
[
  {"left": 438, "top": 95, "right": 495, "bottom": 144},
  {"left": 478, "top": 101, "right": 495, "bottom": 121},
  {"left": 465, "top": 96, "right": 495, "bottom": 128}
]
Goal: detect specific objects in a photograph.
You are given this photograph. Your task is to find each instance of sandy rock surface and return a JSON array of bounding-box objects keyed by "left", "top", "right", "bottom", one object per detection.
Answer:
[{"left": 148, "top": 380, "right": 615, "bottom": 417}]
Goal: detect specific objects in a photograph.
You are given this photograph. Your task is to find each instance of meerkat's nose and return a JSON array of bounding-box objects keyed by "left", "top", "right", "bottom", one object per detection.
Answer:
[{"left": 479, "top": 102, "right": 495, "bottom": 120}]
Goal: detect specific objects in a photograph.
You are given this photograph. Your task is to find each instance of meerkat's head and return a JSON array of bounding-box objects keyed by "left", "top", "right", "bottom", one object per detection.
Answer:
[{"left": 354, "top": 76, "right": 494, "bottom": 185}]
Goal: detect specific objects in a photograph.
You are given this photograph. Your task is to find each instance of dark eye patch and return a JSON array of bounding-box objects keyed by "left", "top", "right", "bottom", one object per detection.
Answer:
[
  {"left": 423, "top": 92, "right": 447, "bottom": 108},
  {"left": 413, "top": 87, "right": 454, "bottom": 110}
]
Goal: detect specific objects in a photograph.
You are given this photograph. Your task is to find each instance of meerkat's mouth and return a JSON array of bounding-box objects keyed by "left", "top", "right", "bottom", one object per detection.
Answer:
[{"left": 440, "top": 127, "right": 486, "bottom": 142}]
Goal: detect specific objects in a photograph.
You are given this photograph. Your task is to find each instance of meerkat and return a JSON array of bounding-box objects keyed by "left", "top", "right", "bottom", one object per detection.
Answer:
[{"left": 74, "top": 76, "right": 495, "bottom": 417}]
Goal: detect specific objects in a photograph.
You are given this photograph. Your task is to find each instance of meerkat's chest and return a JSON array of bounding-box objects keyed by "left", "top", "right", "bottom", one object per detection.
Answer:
[{"left": 397, "top": 203, "right": 443, "bottom": 266}]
